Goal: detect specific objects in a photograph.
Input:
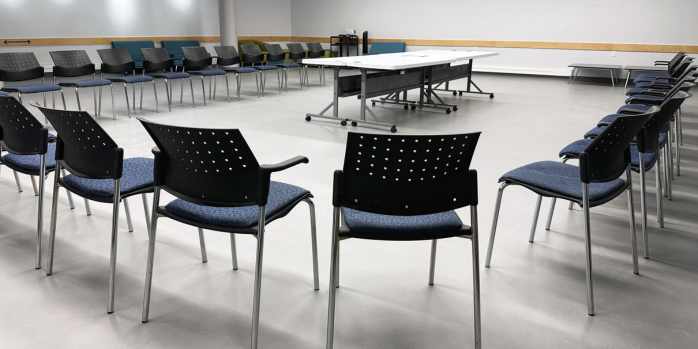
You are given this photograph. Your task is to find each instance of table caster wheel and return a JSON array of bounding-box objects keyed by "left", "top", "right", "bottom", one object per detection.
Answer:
[
  {"left": 458, "top": 92, "right": 463, "bottom": 96},
  {"left": 305, "top": 116, "right": 311, "bottom": 121},
  {"left": 453, "top": 106, "right": 458, "bottom": 111},
  {"left": 404, "top": 104, "right": 408, "bottom": 110},
  {"left": 390, "top": 126, "right": 397, "bottom": 133},
  {"left": 351, "top": 121, "right": 357, "bottom": 126},
  {"left": 490, "top": 94, "right": 494, "bottom": 98},
  {"left": 452, "top": 91, "right": 457, "bottom": 96},
  {"left": 411, "top": 105, "right": 416, "bottom": 110},
  {"left": 341, "top": 120, "right": 347, "bottom": 126},
  {"left": 446, "top": 108, "right": 451, "bottom": 114},
  {"left": 371, "top": 101, "right": 375, "bottom": 107}
]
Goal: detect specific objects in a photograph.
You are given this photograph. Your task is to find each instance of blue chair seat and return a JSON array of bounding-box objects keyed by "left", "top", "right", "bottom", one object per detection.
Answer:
[
  {"left": 274, "top": 63, "right": 301, "bottom": 68},
  {"left": 63, "top": 157, "right": 154, "bottom": 197},
  {"left": 187, "top": 70, "right": 226, "bottom": 76},
  {"left": 0, "top": 91, "right": 8, "bottom": 96},
  {"left": 223, "top": 67, "right": 256, "bottom": 74},
  {"left": 164, "top": 181, "right": 309, "bottom": 228},
  {"left": 148, "top": 72, "right": 191, "bottom": 79},
  {"left": 500, "top": 161, "right": 626, "bottom": 201},
  {"left": 1, "top": 84, "right": 62, "bottom": 94},
  {"left": 253, "top": 65, "right": 278, "bottom": 71},
  {"left": 625, "top": 87, "right": 651, "bottom": 96},
  {"left": 48, "top": 133, "right": 56, "bottom": 140},
  {"left": 342, "top": 208, "right": 462, "bottom": 234},
  {"left": 625, "top": 94, "right": 664, "bottom": 104},
  {"left": 107, "top": 75, "right": 154, "bottom": 84},
  {"left": 3, "top": 143, "right": 56, "bottom": 171},
  {"left": 618, "top": 104, "right": 652, "bottom": 113},
  {"left": 59, "top": 79, "right": 112, "bottom": 88},
  {"left": 559, "top": 139, "right": 658, "bottom": 169}
]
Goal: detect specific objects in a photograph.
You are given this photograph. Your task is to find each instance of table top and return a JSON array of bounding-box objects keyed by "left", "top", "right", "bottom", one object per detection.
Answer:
[
  {"left": 302, "top": 50, "right": 499, "bottom": 70},
  {"left": 568, "top": 63, "right": 623, "bottom": 69},
  {"left": 624, "top": 65, "right": 666, "bottom": 71}
]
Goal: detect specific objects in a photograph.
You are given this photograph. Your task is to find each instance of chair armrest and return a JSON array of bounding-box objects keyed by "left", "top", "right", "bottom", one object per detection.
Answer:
[
  {"left": 637, "top": 89, "right": 667, "bottom": 97},
  {"left": 257, "top": 156, "right": 309, "bottom": 206},
  {"left": 151, "top": 146, "right": 165, "bottom": 186},
  {"left": 618, "top": 109, "right": 646, "bottom": 115},
  {"left": 654, "top": 61, "right": 670, "bottom": 65},
  {"left": 260, "top": 156, "right": 309, "bottom": 173},
  {"left": 627, "top": 96, "right": 662, "bottom": 105}
]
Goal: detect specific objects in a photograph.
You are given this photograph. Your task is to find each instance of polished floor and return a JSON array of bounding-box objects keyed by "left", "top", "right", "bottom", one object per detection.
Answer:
[{"left": 1, "top": 71, "right": 697, "bottom": 348}]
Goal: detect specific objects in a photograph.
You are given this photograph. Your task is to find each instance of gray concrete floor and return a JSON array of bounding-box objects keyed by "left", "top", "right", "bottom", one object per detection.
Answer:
[{"left": 1, "top": 71, "right": 697, "bottom": 348}]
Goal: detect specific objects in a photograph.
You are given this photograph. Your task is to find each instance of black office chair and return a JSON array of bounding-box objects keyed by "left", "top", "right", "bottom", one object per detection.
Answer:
[
  {"left": 32, "top": 102, "right": 155, "bottom": 314},
  {"left": 286, "top": 43, "right": 310, "bottom": 90},
  {"left": 265, "top": 44, "right": 303, "bottom": 92},
  {"left": 326, "top": 132, "right": 482, "bottom": 349},
  {"left": 305, "top": 42, "right": 327, "bottom": 86},
  {"left": 240, "top": 44, "right": 281, "bottom": 96},
  {"left": 49, "top": 50, "right": 113, "bottom": 118},
  {"left": 213, "top": 46, "right": 259, "bottom": 100},
  {"left": 140, "top": 48, "right": 194, "bottom": 111},
  {"left": 181, "top": 46, "right": 227, "bottom": 106},
  {"left": 0, "top": 52, "right": 65, "bottom": 109},
  {"left": 486, "top": 107, "right": 659, "bottom": 316},
  {"left": 137, "top": 118, "right": 319, "bottom": 349},
  {"left": 97, "top": 49, "right": 159, "bottom": 117}
]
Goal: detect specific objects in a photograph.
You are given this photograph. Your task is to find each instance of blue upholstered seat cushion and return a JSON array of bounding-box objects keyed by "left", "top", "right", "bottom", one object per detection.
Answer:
[
  {"left": 254, "top": 65, "right": 278, "bottom": 71},
  {"left": 223, "top": 67, "right": 256, "bottom": 74},
  {"left": 625, "top": 94, "right": 664, "bottom": 104},
  {"left": 342, "top": 208, "right": 462, "bottom": 234},
  {"left": 107, "top": 75, "right": 154, "bottom": 83},
  {"left": 274, "top": 63, "right": 301, "bottom": 68},
  {"left": 164, "top": 181, "right": 309, "bottom": 228},
  {"left": 0, "top": 91, "right": 8, "bottom": 96},
  {"left": 558, "top": 139, "right": 658, "bottom": 169},
  {"left": 63, "top": 157, "right": 154, "bottom": 196},
  {"left": 617, "top": 104, "right": 652, "bottom": 113},
  {"left": 500, "top": 161, "right": 626, "bottom": 201},
  {"left": 187, "top": 70, "right": 226, "bottom": 76},
  {"left": 634, "top": 82, "right": 654, "bottom": 89},
  {"left": 633, "top": 73, "right": 669, "bottom": 83},
  {"left": 625, "top": 87, "right": 651, "bottom": 96},
  {"left": 3, "top": 143, "right": 56, "bottom": 171},
  {"left": 59, "top": 79, "right": 112, "bottom": 88},
  {"left": 1, "top": 84, "right": 62, "bottom": 93},
  {"left": 148, "top": 72, "right": 191, "bottom": 79}
]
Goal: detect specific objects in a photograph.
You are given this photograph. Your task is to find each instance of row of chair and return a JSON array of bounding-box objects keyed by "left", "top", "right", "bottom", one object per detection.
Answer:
[{"left": 0, "top": 43, "right": 331, "bottom": 120}]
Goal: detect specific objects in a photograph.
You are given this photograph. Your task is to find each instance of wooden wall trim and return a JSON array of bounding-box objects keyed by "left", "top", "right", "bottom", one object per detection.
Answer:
[{"left": 2, "top": 36, "right": 697, "bottom": 53}]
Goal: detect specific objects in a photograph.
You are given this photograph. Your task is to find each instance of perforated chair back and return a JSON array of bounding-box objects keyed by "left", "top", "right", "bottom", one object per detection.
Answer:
[
  {"left": 240, "top": 44, "right": 263, "bottom": 57},
  {"left": 138, "top": 118, "right": 261, "bottom": 207},
  {"left": 141, "top": 48, "right": 174, "bottom": 71},
  {"left": 306, "top": 43, "right": 323, "bottom": 53},
  {"left": 581, "top": 107, "right": 658, "bottom": 183},
  {"left": 286, "top": 43, "right": 306, "bottom": 60},
  {"left": 0, "top": 52, "right": 44, "bottom": 81},
  {"left": 0, "top": 96, "right": 48, "bottom": 155},
  {"left": 97, "top": 49, "right": 136, "bottom": 74},
  {"left": 639, "top": 91, "right": 691, "bottom": 153},
  {"left": 181, "top": 47, "right": 213, "bottom": 70},
  {"left": 667, "top": 53, "right": 686, "bottom": 72},
  {"left": 214, "top": 46, "right": 241, "bottom": 66},
  {"left": 335, "top": 132, "right": 481, "bottom": 216},
  {"left": 49, "top": 50, "right": 95, "bottom": 77},
  {"left": 32, "top": 102, "right": 123, "bottom": 179},
  {"left": 264, "top": 44, "right": 286, "bottom": 62}
]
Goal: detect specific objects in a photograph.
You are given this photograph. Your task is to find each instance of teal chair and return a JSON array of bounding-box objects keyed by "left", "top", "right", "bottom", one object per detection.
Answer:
[
  {"left": 111, "top": 41, "right": 155, "bottom": 68},
  {"left": 161, "top": 40, "right": 200, "bottom": 68},
  {"left": 363, "top": 42, "right": 405, "bottom": 55}
]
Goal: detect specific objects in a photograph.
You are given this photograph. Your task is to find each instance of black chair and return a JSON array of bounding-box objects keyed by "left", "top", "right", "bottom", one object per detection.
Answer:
[
  {"left": 140, "top": 48, "right": 195, "bottom": 111},
  {"left": 0, "top": 96, "right": 80, "bottom": 269},
  {"left": 305, "top": 42, "right": 327, "bottom": 86},
  {"left": 32, "top": 102, "right": 155, "bottom": 314},
  {"left": 240, "top": 44, "right": 281, "bottom": 96},
  {"left": 213, "top": 46, "right": 259, "bottom": 100},
  {"left": 180, "top": 46, "right": 228, "bottom": 106},
  {"left": 0, "top": 52, "right": 65, "bottom": 109},
  {"left": 326, "top": 132, "right": 482, "bottom": 349},
  {"left": 49, "top": 50, "right": 113, "bottom": 118},
  {"left": 286, "top": 43, "right": 310, "bottom": 90},
  {"left": 486, "top": 107, "right": 659, "bottom": 316},
  {"left": 97, "top": 49, "right": 159, "bottom": 117},
  {"left": 137, "top": 118, "right": 319, "bottom": 349},
  {"left": 265, "top": 44, "right": 304, "bottom": 92}
]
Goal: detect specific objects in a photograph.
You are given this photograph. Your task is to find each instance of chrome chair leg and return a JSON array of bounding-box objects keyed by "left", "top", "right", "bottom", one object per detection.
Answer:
[
  {"left": 545, "top": 198, "right": 556, "bottom": 230},
  {"left": 142, "top": 193, "right": 151, "bottom": 236},
  {"left": 164, "top": 79, "right": 171, "bottom": 112},
  {"left": 35, "top": 156, "right": 46, "bottom": 269},
  {"left": 153, "top": 81, "right": 159, "bottom": 113},
  {"left": 255, "top": 71, "right": 260, "bottom": 98},
  {"left": 123, "top": 83, "right": 131, "bottom": 118},
  {"left": 326, "top": 207, "right": 341, "bottom": 349},
  {"left": 189, "top": 78, "right": 196, "bottom": 108},
  {"left": 139, "top": 82, "right": 144, "bottom": 110},
  {"left": 60, "top": 90, "right": 67, "bottom": 110},
  {"left": 639, "top": 153, "right": 649, "bottom": 259},
  {"left": 230, "top": 233, "right": 238, "bottom": 270},
  {"left": 277, "top": 70, "right": 282, "bottom": 94},
  {"left": 213, "top": 76, "right": 217, "bottom": 100},
  {"left": 85, "top": 199, "right": 92, "bottom": 216},
  {"left": 123, "top": 198, "right": 134, "bottom": 233},
  {"left": 304, "top": 198, "right": 320, "bottom": 290},
  {"left": 60, "top": 169, "right": 75, "bottom": 209},
  {"left": 30, "top": 175, "right": 39, "bottom": 196},
  {"left": 666, "top": 143, "right": 673, "bottom": 200},
  {"left": 46, "top": 163, "right": 62, "bottom": 276},
  {"left": 111, "top": 85, "right": 116, "bottom": 120},
  {"left": 582, "top": 183, "right": 594, "bottom": 316},
  {"left": 93, "top": 85, "right": 98, "bottom": 116},
  {"left": 225, "top": 75, "right": 230, "bottom": 103},
  {"left": 198, "top": 228, "right": 208, "bottom": 263},
  {"left": 485, "top": 182, "right": 509, "bottom": 267},
  {"left": 675, "top": 118, "right": 680, "bottom": 176},
  {"left": 250, "top": 206, "right": 267, "bottom": 349},
  {"left": 655, "top": 160, "right": 664, "bottom": 228},
  {"left": 142, "top": 186, "right": 161, "bottom": 323},
  {"left": 471, "top": 205, "right": 482, "bottom": 349},
  {"left": 237, "top": 74, "right": 242, "bottom": 101},
  {"left": 529, "top": 195, "right": 542, "bottom": 242},
  {"left": 13, "top": 170, "right": 23, "bottom": 192},
  {"left": 626, "top": 166, "right": 639, "bottom": 274},
  {"left": 107, "top": 179, "right": 122, "bottom": 314},
  {"left": 75, "top": 87, "right": 82, "bottom": 111},
  {"left": 200, "top": 76, "right": 206, "bottom": 106},
  {"left": 428, "top": 239, "right": 437, "bottom": 285}
]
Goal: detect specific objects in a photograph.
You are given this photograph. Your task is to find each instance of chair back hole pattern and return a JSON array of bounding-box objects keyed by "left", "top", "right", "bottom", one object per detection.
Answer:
[
  {"left": 97, "top": 49, "right": 134, "bottom": 66},
  {"left": 141, "top": 48, "right": 172, "bottom": 64},
  {"left": 0, "top": 96, "right": 45, "bottom": 154},
  {"left": 287, "top": 43, "right": 305, "bottom": 55},
  {"left": 139, "top": 119, "right": 261, "bottom": 207},
  {"left": 214, "top": 46, "right": 239, "bottom": 60},
  {"left": 340, "top": 132, "right": 481, "bottom": 216},
  {"left": 0, "top": 52, "right": 44, "bottom": 81},
  {"left": 181, "top": 47, "right": 210, "bottom": 62},
  {"left": 639, "top": 91, "right": 690, "bottom": 153},
  {"left": 49, "top": 50, "right": 92, "bottom": 68},
  {"left": 306, "top": 43, "right": 324, "bottom": 53}
]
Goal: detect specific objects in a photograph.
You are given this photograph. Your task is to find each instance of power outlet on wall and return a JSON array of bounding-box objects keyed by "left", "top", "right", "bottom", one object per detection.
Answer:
[
  {"left": 611, "top": 51, "right": 616, "bottom": 57},
  {"left": 346, "top": 29, "right": 356, "bottom": 34}
]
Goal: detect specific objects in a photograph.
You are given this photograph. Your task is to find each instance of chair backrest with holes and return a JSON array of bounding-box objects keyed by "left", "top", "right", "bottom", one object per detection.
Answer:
[
  {"left": 580, "top": 107, "right": 658, "bottom": 183},
  {"left": 214, "top": 46, "right": 241, "bottom": 66},
  {"left": 181, "top": 47, "right": 213, "bottom": 70},
  {"left": 33, "top": 103, "right": 123, "bottom": 179},
  {"left": 638, "top": 91, "right": 690, "bottom": 153},
  {"left": 334, "top": 132, "right": 481, "bottom": 215},
  {"left": 0, "top": 52, "right": 44, "bottom": 81},
  {"left": 138, "top": 118, "right": 261, "bottom": 207},
  {"left": 141, "top": 48, "right": 174, "bottom": 71},
  {"left": 264, "top": 44, "right": 286, "bottom": 62},
  {"left": 0, "top": 97, "right": 48, "bottom": 155},
  {"left": 97, "top": 49, "right": 136, "bottom": 74},
  {"left": 286, "top": 43, "right": 306, "bottom": 60},
  {"left": 50, "top": 50, "right": 95, "bottom": 77},
  {"left": 240, "top": 44, "right": 265, "bottom": 64}
]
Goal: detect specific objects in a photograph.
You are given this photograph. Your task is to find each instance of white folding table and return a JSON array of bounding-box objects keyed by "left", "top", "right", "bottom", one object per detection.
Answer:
[{"left": 302, "top": 50, "right": 498, "bottom": 132}]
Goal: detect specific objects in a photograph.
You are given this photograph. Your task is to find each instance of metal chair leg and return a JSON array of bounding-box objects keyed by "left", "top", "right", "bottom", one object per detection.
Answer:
[
  {"left": 153, "top": 81, "right": 159, "bottom": 113},
  {"left": 107, "top": 179, "right": 122, "bottom": 314},
  {"left": 93, "top": 85, "right": 98, "bottom": 116},
  {"left": 35, "top": 156, "right": 46, "bottom": 269},
  {"left": 626, "top": 166, "right": 639, "bottom": 274},
  {"left": 75, "top": 87, "right": 82, "bottom": 111},
  {"left": 46, "top": 163, "right": 62, "bottom": 276},
  {"left": 198, "top": 228, "right": 208, "bottom": 263},
  {"left": 656, "top": 158, "right": 664, "bottom": 228},
  {"left": 582, "top": 183, "right": 594, "bottom": 316},
  {"left": 123, "top": 83, "right": 131, "bottom": 118},
  {"left": 529, "top": 195, "right": 542, "bottom": 242},
  {"left": 164, "top": 79, "right": 172, "bottom": 112},
  {"left": 85, "top": 199, "right": 92, "bottom": 216},
  {"left": 326, "top": 207, "right": 340, "bottom": 349},
  {"left": 61, "top": 169, "right": 75, "bottom": 209},
  {"left": 237, "top": 74, "right": 242, "bottom": 101},
  {"left": 545, "top": 198, "right": 556, "bottom": 230},
  {"left": 230, "top": 233, "right": 238, "bottom": 270},
  {"left": 639, "top": 153, "right": 649, "bottom": 259},
  {"left": 13, "top": 170, "right": 23, "bottom": 192},
  {"left": 250, "top": 206, "right": 266, "bottom": 349},
  {"left": 277, "top": 70, "right": 282, "bottom": 94},
  {"left": 142, "top": 193, "right": 151, "bottom": 236},
  {"left": 111, "top": 85, "right": 116, "bottom": 120},
  {"left": 304, "top": 198, "right": 320, "bottom": 290},
  {"left": 428, "top": 239, "right": 437, "bottom": 285},
  {"left": 255, "top": 71, "right": 260, "bottom": 98},
  {"left": 225, "top": 75, "right": 230, "bottom": 103},
  {"left": 139, "top": 82, "right": 144, "bottom": 110},
  {"left": 471, "top": 205, "right": 482, "bottom": 349},
  {"left": 189, "top": 78, "right": 196, "bottom": 108},
  {"left": 200, "top": 76, "right": 206, "bottom": 106},
  {"left": 60, "top": 90, "right": 67, "bottom": 110},
  {"left": 123, "top": 198, "right": 134, "bottom": 233},
  {"left": 30, "top": 175, "right": 39, "bottom": 196},
  {"left": 142, "top": 186, "right": 161, "bottom": 322},
  {"left": 485, "top": 182, "right": 509, "bottom": 267}
]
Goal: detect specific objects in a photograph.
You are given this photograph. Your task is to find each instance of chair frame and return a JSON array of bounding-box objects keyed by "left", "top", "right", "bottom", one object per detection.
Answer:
[
  {"left": 50, "top": 50, "right": 114, "bottom": 119},
  {"left": 97, "top": 49, "right": 159, "bottom": 118},
  {"left": 213, "top": 45, "right": 260, "bottom": 101},
  {"left": 0, "top": 52, "right": 66, "bottom": 110},
  {"left": 305, "top": 43, "right": 327, "bottom": 86},
  {"left": 141, "top": 47, "right": 195, "bottom": 111},
  {"left": 181, "top": 46, "right": 229, "bottom": 106},
  {"left": 240, "top": 44, "right": 282, "bottom": 96}
]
